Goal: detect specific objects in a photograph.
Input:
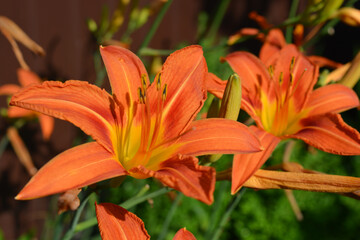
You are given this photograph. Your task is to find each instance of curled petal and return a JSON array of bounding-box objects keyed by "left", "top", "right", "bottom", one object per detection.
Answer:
[
  {"left": 232, "top": 127, "right": 280, "bottom": 194},
  {"left": 95, "top": 203, "right": 150, "bottom": 240},
  {"left": 173, "top": 228, "right": 197, "bottom": 240},
  {"left": 16, "top": 142, "right": 126, "bottom": 200},
  {"left": 7, "top": 106, "right": 35, "bottom": 118},
  {"left": 206, "top": 72, "right": 226, "bottom": 99},
  {"left": 100, "top": 45, "right": 148, "bottom": 107},
  {"left": 10, "top": 80, "right": 117, "bottom": 152},
  {"left": 306, "top": 84, "right": 359, "bottom": 117},
  {"left": 0, "top": 84, "right": 21, "bottom": 95},
  {"left": 307, "top": 55, "right": 342, "bottom": 68},
  {"left": 130, "top": 155, "right": 215, "bottom": 205},
  {"left": 259, "top": 29, "right": 286, "bottom": 64},
  {"left": 38, "top": 114, "right": 54, "bottom": 140},
  {"left": 176, "top": 119, "right": 262, "bottom": 156},
  {"left": 17, "top": 68, "right": 42, "bottom": 87},
  {"left": 291, "top": 113, "right": 360, "bottom": 155},
  {"left": 244, "top": 169, "right": 360, "bottom": 193}
]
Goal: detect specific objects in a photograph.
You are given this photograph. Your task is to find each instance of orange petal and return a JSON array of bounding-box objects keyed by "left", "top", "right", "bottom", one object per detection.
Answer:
[
  {"left": 95, "top": 203, "right": 150, "bottom": 240},
  {"left": 0, "top": 84, "right": 21, "bottom": 95},
  {"left": 290, "top": 113, "right": 360, "bottom": 155},
  {"left": 231, "top": 127, "right": 280, "bottom": 194},
  {"left": 307, "top": 55, "right": 342, "bottom": 69},
  {"left": 38, "top": 114, "right": 54, "bottom": 140},
  {"left": 16, "top": 142, "right": 126, "bottom": 200},
  {"left": 224, "top": 51, "right": 270, "bottom": 107},
  {"left": 10, "top": 80, "right": 117, "bottom": 153},
  {"left": 173, "top": 228, "right": 197, "bottom": 240},
  {"left": 100, "top": 45, "right": 148, "bottom": 108},
  {"left": 205, "top": 72, "right": 226, "bottom": 99},
  {"left": 7, "top": 106, "right": 35, "bottom": 118},
  {"left": 259, "top": 29, "right": 286, "bottom": 64},
  {"left": 244, "top": 169, "right": 360, "bottom": 193},
  {"left": 130, "top": 155, "right": 215, "bottom": 205},
  {"left": 306, "top": 84, "right": 359, "bottom": 117},
  {"left": 158, "top": 45, "right": 207, "bottom": 143},
  {"left": 176, "top": 119, "right": 262, "bottom": 156},
  {"left": 17, "top": 68, "right": 42, "bottom": 87}
]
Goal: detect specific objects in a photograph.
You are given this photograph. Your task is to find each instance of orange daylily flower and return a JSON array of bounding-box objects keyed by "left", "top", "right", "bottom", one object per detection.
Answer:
[
  {"left": 0, "top": 68, "right": 54, "bottom": 140},
  {"left": 208, "top": 44, "right": 360, "bottom": 194},
  {"left": 95, "top": 202, "right": 196, "bottom": 240},
  {"left": 10, "top": 45, "right": 262, "bottom": 204}
]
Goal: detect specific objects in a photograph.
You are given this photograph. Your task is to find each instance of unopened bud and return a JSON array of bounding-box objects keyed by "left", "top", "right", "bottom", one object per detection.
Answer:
[{"left": 219, "top": 73, "right": 242, "bottom": 120}]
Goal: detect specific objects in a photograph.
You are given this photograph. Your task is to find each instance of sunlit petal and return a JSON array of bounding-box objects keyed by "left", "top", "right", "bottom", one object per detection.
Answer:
[
  {"left": 306, "top": 84, "right": 359, "bottom": 117},
  {"left": 176, "top": 119, "right": 262, "bottom": 156},
  {"left": 205, "top": 72, "right": 226, "bottom": 99},
  {"left": 17, "top": 68, "right": 42, "bottom": 87},
  {"left": 95, "top": 203, "right": 150, "bottom": 240},
  {"left": 159, "top": 45, "right": 207, "bottom": 142},
  {"left": 10, "top": 80, "right": 117, "bottom": 152},
  {"left": 259, "top": 29, "right": 286, "bottom": 64},
  {"left": 100, "top": 45, "right": 148, "bottom": 108},
  {"left": 16, "top": 142, "right": 126, "bottom": 200},
  {"left": 7, "top": 106, "right": 35, "bottom": 118}
]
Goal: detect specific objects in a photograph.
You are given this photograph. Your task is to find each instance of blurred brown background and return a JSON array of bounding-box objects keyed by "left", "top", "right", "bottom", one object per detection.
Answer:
[{"left": 0, "top": 0, "right": 299, "bottom": 239}]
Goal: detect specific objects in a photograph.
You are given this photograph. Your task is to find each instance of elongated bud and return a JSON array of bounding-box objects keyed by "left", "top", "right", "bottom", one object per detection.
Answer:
[
  {"left": 339, "top": 51, "right": 360, "bottom": 88},
  {"left": 207, "top": 74, "right": 241, "bottom": 163},
  {"left": 219, "top": 73, "right": 242, "bottom": 120},
  {"left": 332, "top": 7, "right": 360, "bottom": 27}
]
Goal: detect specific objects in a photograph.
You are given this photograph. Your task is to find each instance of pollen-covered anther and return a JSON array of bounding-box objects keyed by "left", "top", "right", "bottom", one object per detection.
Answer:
[
  {"left": 289, "top": 56, "right": 295, "bottom": 72},
  {"left": 156, "top": 73, "right": 162, "bottom": 91},
  {"left": 138, "top": 87, "right": 145, "bottom": 104},
  {"left": 279, "top": 72, "right": 284, "bottom": 84},
  {"left": 162, "top": 84, "right": 168, "bottom": 101},
  {"left": 268, "top": 65, "right": 274, "bottom": 78}
]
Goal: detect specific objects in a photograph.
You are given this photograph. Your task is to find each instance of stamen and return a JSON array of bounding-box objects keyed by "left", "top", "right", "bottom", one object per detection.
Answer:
[
  {"left": 156, "top": 73, "right": 162, "bottom": 91},
  {"left": 141, "top": 74, "right": 147, "bottom": 90},
  {"left": 268, "top": 65, "right": 274, "bottom": 78},
  {"left": 162, "top": 84, "right": 168, "bottom": 101},
  {"left": 138, "top": 87, "right": 145, "bottom": 104},
  {"left": 279, "top": 72, "right": 284, "bottom": 84},
  {"left": 290, "top": 57, "right": 295, "bottom": 72}
]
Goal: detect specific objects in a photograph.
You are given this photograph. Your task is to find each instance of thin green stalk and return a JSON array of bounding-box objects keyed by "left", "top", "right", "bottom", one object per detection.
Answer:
[
  {"left": 74, "top": 187, "right": 171, "bottom": 232},
  {"left": 138, "top": 47, "right": 174, "bottom": 56},
  {"left": 63, "top": 191, "right": 93, "bottom": 240},
  {"left": 157, "top": 193, "right": 183, "bottom": 240},
  {"left": 210, "top": 188, "right": 247, "bottom": 240},
  {"left": 285, "top": 0, "right": 300, "bottom": 43},
  {"left": 0, "top": 135, "right": 9, "bottom": 158},
  {"left": 137, "top": 0, "right": 173, "bottom": 54},
  {"left": 205, "top": 0, "right": 231, "bottom": 46},
  {"left": 204, "top": 181, "right": 228, "bottom": 239}
]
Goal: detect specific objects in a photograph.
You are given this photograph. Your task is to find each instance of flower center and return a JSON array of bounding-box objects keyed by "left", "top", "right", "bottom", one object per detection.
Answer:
[{"left": 260, "top": 57, "right": 307, "bottom": 137}]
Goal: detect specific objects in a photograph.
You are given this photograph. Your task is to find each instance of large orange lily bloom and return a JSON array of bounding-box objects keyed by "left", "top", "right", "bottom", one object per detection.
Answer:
[
  {"left": 10, "top": 45, "right": 261, "bottom": 204},
  {"left": 208, "top": 44, "right": 360, "bottom": 194},
  {"left": 0, "top": 68, "right": 54, "bottom": 140},
  {"left": 95, "top": 202, "right": 196, "bottom": 240}
]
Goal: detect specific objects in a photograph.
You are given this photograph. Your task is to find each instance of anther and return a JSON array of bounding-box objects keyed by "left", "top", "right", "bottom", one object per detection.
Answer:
[
  {"left": 162, "top": 84, "right": 168, "bottom": 101},
  {"left": 279, "top": 72, "right": 284, "bottom": 84},
  {"left": 141, "top": 74, "right": 147, "bottom": 90},
  {"left": 290, "top": 57, "right": 295, "bottom": 72},
  {"left": 156, "top": 73, "right": 162, "bottom": 91},
  {"left": 268, "top": 65, "right": 274, "bottom": 78},
  {"left": 138, "top": 87, "right": 145, "bottom": 104}
]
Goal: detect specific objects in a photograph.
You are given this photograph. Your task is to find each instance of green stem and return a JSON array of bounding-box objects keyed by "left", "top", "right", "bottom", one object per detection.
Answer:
[
  {"left": 210, "top": 188, "right": 247, "bottom": 240},
  {"left": 157, "top": 193, "right": 183, "bottom": 240},
  {"left": 63, "top": 191, "right": 93, "bottom": 240},
  {"left": 285, "top": 0, "right": 300, "bottom": 43},
  {"left": 205, "top": 0, "right": 231, "bottom": 46},
  {"left": 74, "top": 187, "right": 171, "bottom": 232},
  {"left": 137, "top": 0, "right": 173, "bottom": 54},
  {"left": 0, "top": 135, "right": 9, "bottom": 159},
  {"left": 138, "top": 47, "right": 174, "bottom": 56}
]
